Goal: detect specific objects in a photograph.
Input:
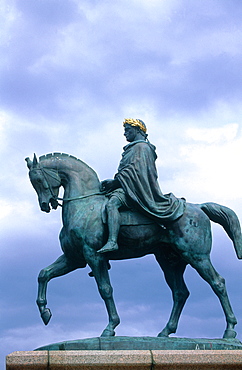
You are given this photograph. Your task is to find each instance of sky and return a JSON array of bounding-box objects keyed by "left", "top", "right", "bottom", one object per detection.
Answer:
[{"left": 1, "top": 0, "right": 242, "bottom": 367}]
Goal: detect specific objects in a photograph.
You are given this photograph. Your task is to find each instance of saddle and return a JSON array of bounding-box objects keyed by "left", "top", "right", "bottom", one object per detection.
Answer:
[{"left": 101, "top": 201, "right": 153, "bottom": 226}]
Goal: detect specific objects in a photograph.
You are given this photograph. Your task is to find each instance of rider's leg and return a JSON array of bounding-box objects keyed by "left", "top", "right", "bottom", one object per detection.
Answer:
[{"left": 98, "top": 196, "right": 122, "bottom": 253}]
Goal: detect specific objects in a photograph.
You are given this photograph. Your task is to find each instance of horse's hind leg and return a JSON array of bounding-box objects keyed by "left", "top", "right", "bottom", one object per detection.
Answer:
[
  {"left": 155, "top": 252, "right": 189, "bottom": 337},
  {"left": 188, "top": 254, "right": 237, "bottom": 338},
  {"left": 37, "top": 254, "right": 79, "bottom": 325}
]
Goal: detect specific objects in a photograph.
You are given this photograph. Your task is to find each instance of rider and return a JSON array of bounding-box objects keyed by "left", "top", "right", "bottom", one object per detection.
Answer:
[{"left": 98, "top": 118, "right": 185, "bottom": 253}]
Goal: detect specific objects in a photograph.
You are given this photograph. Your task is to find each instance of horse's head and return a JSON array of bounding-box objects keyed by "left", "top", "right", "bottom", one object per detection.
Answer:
[{"left": 25, "top": 154, "right": 61, "bottom": 213}]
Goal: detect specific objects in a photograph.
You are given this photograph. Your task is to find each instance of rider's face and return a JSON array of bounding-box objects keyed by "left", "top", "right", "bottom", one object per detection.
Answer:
[{"left": 124, "top": 124, "right": 138, "bottom": 142}]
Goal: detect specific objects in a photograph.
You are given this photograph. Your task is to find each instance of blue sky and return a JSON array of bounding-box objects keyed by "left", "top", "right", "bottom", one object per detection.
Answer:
[{"left": 1, "top": 0, "right": 242, "bottom": 366}]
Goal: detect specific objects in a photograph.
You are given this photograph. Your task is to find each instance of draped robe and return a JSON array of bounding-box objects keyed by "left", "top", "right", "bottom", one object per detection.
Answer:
[{"left": 115, "top": 140, "right": 185, "bottom": 223}]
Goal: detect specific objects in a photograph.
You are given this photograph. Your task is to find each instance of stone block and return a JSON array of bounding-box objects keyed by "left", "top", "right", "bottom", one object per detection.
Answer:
[
  {"left": 152, "top": 350, "right": 242, "bottom": 369},
  {"left": 6, "top": 351, "right": 48, "bottom": 370},
  {"left": 48, "top": 350, "right": 151, "bottom": 369}
]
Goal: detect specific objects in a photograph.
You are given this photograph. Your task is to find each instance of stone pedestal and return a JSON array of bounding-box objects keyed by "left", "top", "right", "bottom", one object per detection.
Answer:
[
  {"left": 6, "top": 349, "right": 242, "bottom": 369},
  {"left": 6, "top": 337, "right": 242, "bottom": 369}
]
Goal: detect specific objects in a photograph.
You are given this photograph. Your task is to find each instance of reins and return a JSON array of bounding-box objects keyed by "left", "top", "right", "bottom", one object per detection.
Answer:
[{"left": 57, "top": 192, "right": 105, "bottom": 203}]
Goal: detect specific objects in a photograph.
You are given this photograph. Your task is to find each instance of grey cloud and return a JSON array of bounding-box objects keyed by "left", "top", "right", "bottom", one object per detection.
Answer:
[{"left": 2, "top": 0, "right": 241, "bottom": 123}]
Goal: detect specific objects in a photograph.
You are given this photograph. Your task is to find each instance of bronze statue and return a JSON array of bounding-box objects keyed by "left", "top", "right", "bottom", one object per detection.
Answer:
[
  {"left": 25, "top": 120, "right": 242, "bottom": 339},
  {"left": 98, "top": 119, "right": 184, "bottom": 253}
]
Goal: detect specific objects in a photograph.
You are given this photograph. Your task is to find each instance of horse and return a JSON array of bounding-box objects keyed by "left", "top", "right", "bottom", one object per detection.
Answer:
[{"left": 25, "top": 152, "right": 242, "bottom": 339}]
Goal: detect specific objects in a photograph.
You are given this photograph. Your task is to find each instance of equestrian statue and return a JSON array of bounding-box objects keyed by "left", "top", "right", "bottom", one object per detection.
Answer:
[{"left": 25, "top": 118, "right": 242, "bottom": 339}]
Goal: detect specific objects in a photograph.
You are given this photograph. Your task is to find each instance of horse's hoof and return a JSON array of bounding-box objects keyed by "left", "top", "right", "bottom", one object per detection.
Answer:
[
  {"left": 157, "top": 332, "right": 169, "bottom": 338},
  {"left": 223, "top": 329, "right": 237, "bottom": 339},
  {"left": 100, "top": 328, "right": 115, "bottom": 337},
  {"left": 41, "top": 308, "right": 52, "bottom": 325}
]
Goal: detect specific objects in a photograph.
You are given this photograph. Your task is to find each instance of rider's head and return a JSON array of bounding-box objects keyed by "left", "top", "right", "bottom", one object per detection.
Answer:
[{"left": 123, "top": 118, "right": 148, "bottom": 142}]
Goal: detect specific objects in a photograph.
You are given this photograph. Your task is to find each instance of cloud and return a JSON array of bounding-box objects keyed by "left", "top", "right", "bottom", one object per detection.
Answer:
[
  {"left": 178, "top": 123, "right": 242, "bottom": 202},
  {"left": 2, "top": 0, "right": 241, "bottom": 123},
  {"left": 186, "top": 123, "right": 238, "bottom": 144}
]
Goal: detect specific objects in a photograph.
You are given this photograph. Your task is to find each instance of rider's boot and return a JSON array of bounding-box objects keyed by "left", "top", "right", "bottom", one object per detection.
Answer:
[
  {"left": 98, "top": 239, "right": 118, "bottom": 253},
  {"left": 98, "top": 202, "right": 120, "bottom": 253}
]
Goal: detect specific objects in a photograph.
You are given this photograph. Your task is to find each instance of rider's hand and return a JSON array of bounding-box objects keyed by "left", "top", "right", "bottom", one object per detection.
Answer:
[
  {"left": 100, "top": 179, "right": 114, "bottom": 192},
  {"left": 100, "top": 179, "right": 121, "bottom": 192}
]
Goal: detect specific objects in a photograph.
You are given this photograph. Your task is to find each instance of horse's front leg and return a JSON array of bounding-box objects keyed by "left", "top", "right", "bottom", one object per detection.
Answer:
[
  {"left": 37, "top": 254, "right": 79, "bottom": 325},
  {"left": 84, "top": 247, "right": 120, "bottom": 337},
  {"left": 97, "top": 264, "right": 120, "bottom": 337}
]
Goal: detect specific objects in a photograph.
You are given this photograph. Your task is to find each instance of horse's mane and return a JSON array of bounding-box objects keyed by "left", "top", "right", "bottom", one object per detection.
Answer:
[
  {"left": 39, "top": 152, "right": 99, "bottom": 181},
  {"left": 39, "top": 152, "right": 81, "bottom": 163}
]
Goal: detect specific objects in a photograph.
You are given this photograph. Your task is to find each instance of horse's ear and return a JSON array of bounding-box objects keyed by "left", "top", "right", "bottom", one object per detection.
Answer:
[
  {"left": 25, "top": 157, "right": 33, "bottom": 169},
  {"left": 33, "top": 153, "right": 38, "bottom": 167}
]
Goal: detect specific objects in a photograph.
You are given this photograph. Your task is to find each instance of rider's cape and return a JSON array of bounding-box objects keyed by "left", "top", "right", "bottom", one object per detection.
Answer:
[{"left": 115, "top": 140, "right": 185, "bottom": 223}]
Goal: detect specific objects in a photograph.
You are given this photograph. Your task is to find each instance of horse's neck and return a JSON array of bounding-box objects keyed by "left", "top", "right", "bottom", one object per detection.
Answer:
[
  {"left": 62, "top": 163, "right": 101, "bottom": 199},
  {"left": 63, "top": 168, "right": 100, "bottom": 198}
]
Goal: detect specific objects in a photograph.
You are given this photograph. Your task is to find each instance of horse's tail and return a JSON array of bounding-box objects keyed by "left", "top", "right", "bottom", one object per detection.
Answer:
[{"left": 199, "top": 202, "right": 242, "bottom": 259}]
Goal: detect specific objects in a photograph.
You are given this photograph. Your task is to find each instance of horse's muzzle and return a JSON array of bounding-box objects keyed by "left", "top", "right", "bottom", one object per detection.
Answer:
[
  {"left": 50, "top": 198, "right": 59, "bottom": 210},
  {"left": 41, "top": 202, "right": 51, "bottom": 213}
]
